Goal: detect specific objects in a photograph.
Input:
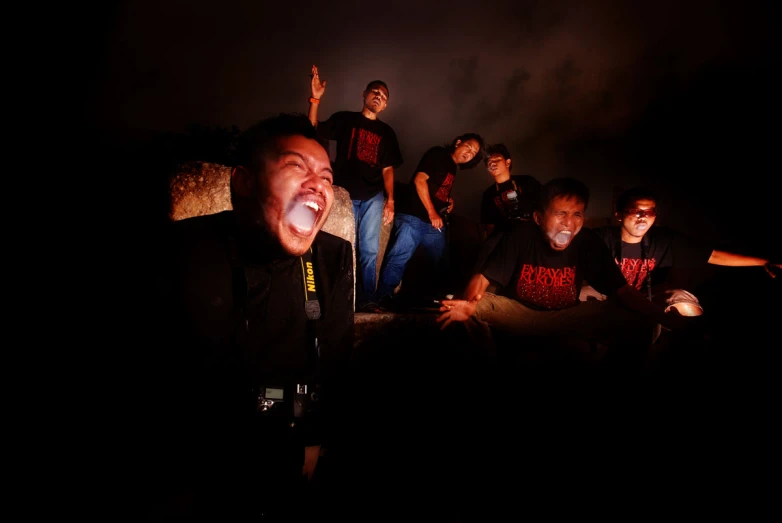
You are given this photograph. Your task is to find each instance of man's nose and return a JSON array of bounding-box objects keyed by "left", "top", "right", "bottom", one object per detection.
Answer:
[{"left": 304, "top": 172, "right": 326, "bottom": 193}]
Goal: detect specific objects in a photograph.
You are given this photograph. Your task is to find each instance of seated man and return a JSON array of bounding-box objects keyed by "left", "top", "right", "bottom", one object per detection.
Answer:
[
  {"left": 148, "top": 113, "right": 355, "bottom": 519},
  {"left": 587, "top": 187, "right": 780, "bottom": 313},
  {"left": 436, "top": 177, "right": 700, "bottom": 373},
  {"left": 583, "top": 186, "right": 780, "bottom": 370}
]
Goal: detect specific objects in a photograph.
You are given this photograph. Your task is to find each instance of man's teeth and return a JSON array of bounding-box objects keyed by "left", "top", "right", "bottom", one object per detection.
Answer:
[{"left": 304, "top": 201, "right": 320, "bottom": 212}]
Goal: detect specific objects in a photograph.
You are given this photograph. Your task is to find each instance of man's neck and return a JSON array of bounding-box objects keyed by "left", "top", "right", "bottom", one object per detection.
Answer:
[
  {"left": 494, "top": 173, "right": 511, "bottom": 185},
  {"left": 233, "top": 215, "right": 289, "bottom": 264},
  {"left": 360, "top": 108, "right": 377, "bottom": 120},
  {"left": 620, "top": 228, "right": 643, "bottom": 244}
]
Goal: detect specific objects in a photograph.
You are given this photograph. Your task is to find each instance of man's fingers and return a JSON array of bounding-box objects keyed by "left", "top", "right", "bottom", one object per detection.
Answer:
[{"left": 439, "top": 317, "right": 452, "bottom": 330}]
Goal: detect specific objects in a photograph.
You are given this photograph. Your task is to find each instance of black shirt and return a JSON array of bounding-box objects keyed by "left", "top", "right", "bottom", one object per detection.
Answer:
[
  {"left": 398, "top": 146, "right": 457, "bottom": 222},
  {"left": 482, "top": 222, "right": 627, "bottom": 310},
  {"left": 317, "top": 111, "right": 403, "bottom": 200},
  {"left": 593, "top": 225, "right": 713, "bottom": 290}
]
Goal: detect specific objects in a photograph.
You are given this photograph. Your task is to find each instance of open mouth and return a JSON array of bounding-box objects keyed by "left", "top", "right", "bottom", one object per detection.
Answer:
[
  {"left": 286, "top": 200, "right": 323, "bottom": 236},
  {"left": 553, "top": 231, "right": 572, "bottom": 246}
]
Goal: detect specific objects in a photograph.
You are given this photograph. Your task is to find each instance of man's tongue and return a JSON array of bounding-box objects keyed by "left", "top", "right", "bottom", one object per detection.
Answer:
[
  {"left": 287, "top": 203, "right": 316, "bottom": 233},
  {"left": 553, "top": 232, "right": 571, "bottom": 246}
]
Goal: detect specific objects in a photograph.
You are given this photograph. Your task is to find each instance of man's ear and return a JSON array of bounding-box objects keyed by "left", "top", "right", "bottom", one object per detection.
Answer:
[
  {"left": 615, "top": 212, "right": 622, "bottom": 221},
  {"left": 231, "top": 166, "right": 255, "bottom": 197},
  {"left": 533, "top": 210, "right": 541, "bottom": 225},
  {"left": 506, "top": 158, "right": 512, "bottom": 170}
]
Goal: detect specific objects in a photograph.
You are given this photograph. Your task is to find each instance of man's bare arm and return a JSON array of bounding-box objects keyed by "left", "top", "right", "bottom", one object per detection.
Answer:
[
  {"left": 708, "top": 250, "right": 770, "bottom": 267},
  {"left": 462, "top": 273, "right": 490, "bottom": 302},
  {"left": 308, "top": 64, "right": 326, "bottom": 127},
  {"left": 413, "top": 171, "right": 443, "bottom": 229},
  {"left": 382, "top": 166, "right": 395, "bottom": 226}
]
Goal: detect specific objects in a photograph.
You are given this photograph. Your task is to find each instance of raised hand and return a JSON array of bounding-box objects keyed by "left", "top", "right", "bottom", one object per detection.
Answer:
[{"left": 311, "top": 64, "right": 326, "bottom": 99}]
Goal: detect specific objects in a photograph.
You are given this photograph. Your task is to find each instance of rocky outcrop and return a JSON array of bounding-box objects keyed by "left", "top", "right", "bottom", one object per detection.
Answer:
[{"left": 168, "top": 162, "right": 233, "bottom": 222}]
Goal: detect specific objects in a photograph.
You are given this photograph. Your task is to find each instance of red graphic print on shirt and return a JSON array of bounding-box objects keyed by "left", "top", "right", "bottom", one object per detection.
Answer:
[
  {"left": 346, "top": 128, "right": 381, "bottom": 167},
  {"left": 434, "top": 173, "right": 455, "bottom": 202},
  {"left": 515, "top": 263, "right": 578, "bottom": 309},
  {"left": 617, "top": 257, "right": 656, "bottom": 290}
]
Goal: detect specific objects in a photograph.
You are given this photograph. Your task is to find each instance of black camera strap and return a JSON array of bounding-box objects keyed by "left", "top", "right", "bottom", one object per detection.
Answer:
[{"left": 299, "top": 247, "right": 321, "bottom": 368}]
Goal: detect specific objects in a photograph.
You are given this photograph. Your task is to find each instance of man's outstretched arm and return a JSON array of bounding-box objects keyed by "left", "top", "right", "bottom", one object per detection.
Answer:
[{"left": 709, "top": 250, "right": 780, "bottom": 278}]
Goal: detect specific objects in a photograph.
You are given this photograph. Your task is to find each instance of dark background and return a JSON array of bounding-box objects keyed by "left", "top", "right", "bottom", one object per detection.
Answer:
[{"left": 79, "top": 0, "right": 780, "bottom": 261}]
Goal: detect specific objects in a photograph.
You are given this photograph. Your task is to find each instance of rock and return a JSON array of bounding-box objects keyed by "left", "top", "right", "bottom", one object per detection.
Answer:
[{"left": 168, "top": 161, "right": 232, "bottom": 221}]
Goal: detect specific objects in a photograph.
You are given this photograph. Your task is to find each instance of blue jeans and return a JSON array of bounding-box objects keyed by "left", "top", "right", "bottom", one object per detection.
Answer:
[
  {"left": 376, "top": 213, "right": 447, "bottom": 299},
  {"left": 353, "top": 191, "right": 385, "bottom": 306}
]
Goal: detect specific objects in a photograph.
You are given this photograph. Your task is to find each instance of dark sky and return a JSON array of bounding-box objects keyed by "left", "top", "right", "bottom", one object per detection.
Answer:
[{"left": 85, "top": 0, "right": 780, "bottom": 258}]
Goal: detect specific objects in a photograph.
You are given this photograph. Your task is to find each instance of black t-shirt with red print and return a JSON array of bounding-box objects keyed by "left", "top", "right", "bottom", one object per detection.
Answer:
[
  {"left": 397, "top": 146, "right": 457, "bottom": 222},
  {"left": 317, "top": 111, "right": 403, "bottom": 200},
  {"left": 593, "top": 225, "right": 713, "bottom": 291},
  {"left": 481, "top": 221, "right": 627, "bottom": 310}
]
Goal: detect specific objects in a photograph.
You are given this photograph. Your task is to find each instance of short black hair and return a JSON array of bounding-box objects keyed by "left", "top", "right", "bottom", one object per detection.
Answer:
[
  {"left": 232, "top": 112, "right": 317, "bottom": 172},
  {"left": 446, "top": 132, "right": 486, "bottom": 169},
  {"left": 365, "top": 80, "right": 389, "bottom": 97},
  {"left": 538, "top": 177, "right": 590, "bottom": 213},
  {"left": 616, "top": 187, "right": 659, "bottom": 213},
  {"left": 484, "top": 143, "right": 512, "bottom": 170}
]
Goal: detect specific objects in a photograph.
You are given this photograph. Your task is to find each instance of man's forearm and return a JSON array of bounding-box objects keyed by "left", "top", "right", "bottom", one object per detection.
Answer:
[
  {"left": 708, "top": 249, "right": 769, "bottom": 267},
  {"left": 462, "top": 273, "right": 490, "bottom": 302},
  {"left": 414, "top": 174, "right": 437, "bottom": 215},
  {"left": 382, "top": 167, "right": 395, "bottom": 201},
  {"left": 307, "top": 101, "right": 319, "bottom": 127}
]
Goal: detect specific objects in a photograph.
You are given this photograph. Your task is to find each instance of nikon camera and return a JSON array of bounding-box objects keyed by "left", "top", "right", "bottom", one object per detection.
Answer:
[{"left": 256, "top": 382, "right": 322, "bottom": 419}]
